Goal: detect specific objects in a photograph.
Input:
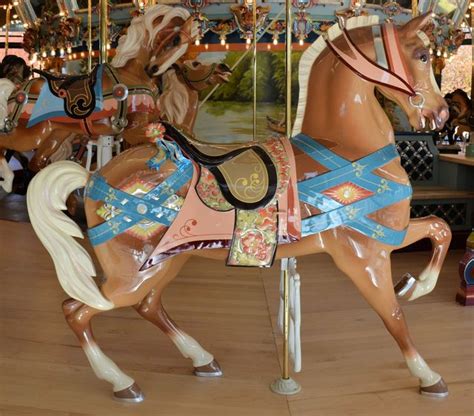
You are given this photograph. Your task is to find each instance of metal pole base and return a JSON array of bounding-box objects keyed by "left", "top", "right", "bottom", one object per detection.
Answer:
[{"left": 270, "top": 377, "right": 302, "bottom": 396}]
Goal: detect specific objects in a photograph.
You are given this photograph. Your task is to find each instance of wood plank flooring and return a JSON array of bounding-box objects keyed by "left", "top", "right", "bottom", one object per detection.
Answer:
[{"left": 0, "top": 220, "right": 473, "bottom": 415}]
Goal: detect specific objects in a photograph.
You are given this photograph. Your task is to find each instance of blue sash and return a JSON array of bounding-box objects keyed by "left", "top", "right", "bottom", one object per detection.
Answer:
[
  {"left": 292, "top": 134, "right": 412, "bottom": 245},
  {"left": 86, "top": 142, "right": 192, "bottom": 246}
]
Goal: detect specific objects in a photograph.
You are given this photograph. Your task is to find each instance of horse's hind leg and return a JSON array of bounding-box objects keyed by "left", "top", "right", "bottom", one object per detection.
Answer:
[
  {"left": 330, "top": 250, "right": 448, "bottom": 397},
  {"left": 394, "top": 216, "right": 452, "bottom": 301},
  {"left": 62, "top": 299, "right": 144, "bottom": 402},
  {"left": 134, "top": 255, "right": 222, "bottom": 377}
]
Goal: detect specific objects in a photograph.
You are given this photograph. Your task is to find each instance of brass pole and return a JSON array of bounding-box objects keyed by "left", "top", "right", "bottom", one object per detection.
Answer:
[
  {"left": 411, "top": 0, "right": 418, "bottom": 17},
  {"left": 282, "top": 264, "right": 290, "bottom": 379},
  {"left": 100, "top": 0, "right": 108, "bottom": 64},
  {"left": 252, "top": 0, "right": 257, "bottom": 141},
  {"left": 5, "top": 5, "right": 11, "bottom": 56},
  {"left": 88, "top": 0, "right": 93, "bottom": 71}
]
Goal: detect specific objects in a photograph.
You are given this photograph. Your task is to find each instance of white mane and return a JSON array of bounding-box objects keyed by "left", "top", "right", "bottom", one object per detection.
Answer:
[
  {"left": 112, "top": 5, "right": 195, "bottom": 68},
  {"left": 292, "top": 15, "right": 380, "bottom": 136}
]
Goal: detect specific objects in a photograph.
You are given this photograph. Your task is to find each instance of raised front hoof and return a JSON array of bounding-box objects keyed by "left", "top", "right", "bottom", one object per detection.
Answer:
[
  {"left": 395, "top": 273, "right": 417, "bottom": 300},
  {"left": 194, "top": 359, "right": 223, "bottom": 377},
  {"left": 420, "top": 378, "right": 448, "bottom": 398},
  {"left": 113, "top": 383, "right": 145, "bottom": 403}
]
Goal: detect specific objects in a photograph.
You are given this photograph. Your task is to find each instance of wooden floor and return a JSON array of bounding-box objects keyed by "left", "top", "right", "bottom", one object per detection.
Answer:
[{"left": 0, "top": 219, "right": 473, "bottom": 416}]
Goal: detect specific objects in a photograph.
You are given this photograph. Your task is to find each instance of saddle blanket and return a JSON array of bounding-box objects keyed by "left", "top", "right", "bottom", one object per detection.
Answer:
[{"left": 27, "top": 66, "right": 104, "bottom": 127}]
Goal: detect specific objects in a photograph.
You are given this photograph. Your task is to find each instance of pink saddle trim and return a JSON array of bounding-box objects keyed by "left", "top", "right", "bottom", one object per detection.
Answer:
[{"left": 146, "top": 136, "right": 301, "bottom": 264}]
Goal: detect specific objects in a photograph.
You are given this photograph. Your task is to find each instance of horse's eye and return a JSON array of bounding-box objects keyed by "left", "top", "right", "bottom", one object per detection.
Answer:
[
  {"left": 420, "top": 54, "right": 428, "bottom": 63},
  {"left": 172, "top": 35, "right": 180, "bottom": 47}
]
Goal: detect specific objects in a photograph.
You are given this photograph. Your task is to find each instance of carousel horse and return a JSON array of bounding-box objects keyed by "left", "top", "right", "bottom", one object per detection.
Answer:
[
  {"left": 28, "top": 13, "right": 452, "bottom": 402},
  {"left": 122, "top": 59, "right": 232, "bottom": 146},
  {"left": 0, "top": 4, "right": 197, "bottom": 192},
  {"left": 442, "top": 89, "right": 472, "bottom": 141}
]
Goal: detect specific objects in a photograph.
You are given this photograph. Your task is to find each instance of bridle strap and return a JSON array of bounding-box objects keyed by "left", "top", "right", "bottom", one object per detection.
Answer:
[{"left": 326, "top": 23, "right": 416, "bottom": 97}]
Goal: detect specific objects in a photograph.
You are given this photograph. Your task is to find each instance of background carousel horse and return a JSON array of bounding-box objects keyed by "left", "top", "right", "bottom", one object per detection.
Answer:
[
  {"left": 122, "top": 59, "right": 232, "bottom": 146},
  {"left": 28, "top": 13, "right": 452, "bottom": 402},
  {"left": 440, "top": 89, "right": 472, "bottom": 142},
  {"left": 0, "top": 4, "right": 198, "bottom": 193}
]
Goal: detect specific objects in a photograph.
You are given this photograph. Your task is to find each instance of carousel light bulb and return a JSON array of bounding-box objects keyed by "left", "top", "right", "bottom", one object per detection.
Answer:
[
  {"left": 42, "top": 50, "right": 47, "bottom": 58},
  {"left": 204, "top": 43, "right": 209, "bottom": 50},
  {"left": 195, "top": 38, "right": 200, "bottom": 46},
  {"left": 443, "top": 51, "right": 448, "bottom": 58},
  {"left": 51, "top": 49, "right": 56, "bottom": 57},
  {"left": 266, "top": 44, "right": 271, "bottom": 50},
  {"left": 431, "top": 12, "right": 436, "bottom": 17},
  {"left": 220, "top": 38, "right": 226, "bottom": 46},
  {"left": 273, "top": 38, "right": 278, "bottom": 45},
  {"left": 299, "top": 38, "right": 304, "bottom": 46},
  {"left": 354, "top": 1, "right": 361, "bottom": 7},
  {"left": 246, "top": 37, "right": 251, "bottom": 44},
  {"left": 139, "top": 1, "right": 145, "bottom": 8},
  {"left": 13, "top": 1, "right": 18, "bottom": 5},
  {"left": 80, "top": 52, "right": 85, "bottom": 58},
  {"left": 73, "top": 53, "right": 77, "bottom": 59},
  {"left": 107, "top": 43, "right": 111, "bottom": 50},
  {"left": 436, "top": 49, "right": 441, "bottom": 56},
  {"left": 23, "top": 23, "right": 28, "bottom": 28},
  {"left": 225, "top": 44, "right": 229, "bottom": 50},
  {"left": 429, "top": 48, "right": 433, "bottom": 55},
  {"left": 60, "top": 47, "right": 65, "bottom": 56},
  {"left": 12, "top": 14, "right": 17, "bottom": 18},
  {"left": 67, "top": 46, "right": 72, "bottom": 54}
]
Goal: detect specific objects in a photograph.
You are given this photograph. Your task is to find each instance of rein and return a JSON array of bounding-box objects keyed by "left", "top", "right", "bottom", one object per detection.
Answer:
[
  {"left": 326, "top": 22, "right": 424, "bottom": 107},
  {"left": 175, "top": 63, "right": 217, "bottom": 89}
]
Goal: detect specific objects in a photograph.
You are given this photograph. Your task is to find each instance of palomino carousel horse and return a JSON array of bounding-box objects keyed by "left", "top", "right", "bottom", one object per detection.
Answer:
[
  {"left": 123, "top": 60, "right": 232, "bottom": 146},
  {"left": 28, "top": 13, "right": 452, "bottom": 402},
  {"left": 0, "top": 4, "right": 197, "bottom": 192}
]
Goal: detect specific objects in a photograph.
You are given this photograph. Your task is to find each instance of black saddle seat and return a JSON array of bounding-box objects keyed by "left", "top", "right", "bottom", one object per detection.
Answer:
[
  {"left": 33, "top": 65, "right": 101, "bottom": 119},
  {"left": 163, "top": 122, "right": 278, "bottom": 210}
]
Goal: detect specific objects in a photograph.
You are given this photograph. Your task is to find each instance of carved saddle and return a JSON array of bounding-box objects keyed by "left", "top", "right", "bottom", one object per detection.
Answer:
[
  {"left": 163, "top": 122, "right": 278, "bottom": 210},
  {"left": 33, "top": 65, "right": 101, "bottom": 119}
]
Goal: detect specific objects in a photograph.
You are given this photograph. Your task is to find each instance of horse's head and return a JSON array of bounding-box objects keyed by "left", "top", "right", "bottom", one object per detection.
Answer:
[
  {"left": 174, "top": 60, "right": 232, "bottom": 91},
  {"left": 112, "top": 5, "right": 197, "bottom": 77},
  {"left": 0, "top": 55, "right": 31, "bottom": 87},
  {"left": 145, "top": 16, "right": 197, "bottom": 77},
  {"left": 376, "top": 13, "right": 449, "bottom": 131}
]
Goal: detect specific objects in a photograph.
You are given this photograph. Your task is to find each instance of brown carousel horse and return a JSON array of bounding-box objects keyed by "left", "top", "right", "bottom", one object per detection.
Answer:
[
  {"left": 0, "top": 4, "right": 197, "bottom": 192},
  {"left": 28, "top": 13, "right": 452, "bottom": 402},
  {"left": 123, "top": 59, "right": 232, "bottom": 146}
]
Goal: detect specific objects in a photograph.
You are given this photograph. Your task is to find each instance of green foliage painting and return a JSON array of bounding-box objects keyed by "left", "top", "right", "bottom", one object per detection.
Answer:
[{"left": 202, "top": 51, "right": 302, "bottom": 104}]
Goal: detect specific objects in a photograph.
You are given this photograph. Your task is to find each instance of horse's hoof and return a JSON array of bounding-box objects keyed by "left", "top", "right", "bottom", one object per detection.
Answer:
[
  {"left": 420, "top": 378, "right": 448, "bottom": 398},
  {"left": 113, "top": 383, "right": 145, "bottom": 403},
  {"left": 194, "top": 359, "right": 223, "bottom": 377},
  {"left": 395, "top": 273, "right": 417, "bottom": 299}
]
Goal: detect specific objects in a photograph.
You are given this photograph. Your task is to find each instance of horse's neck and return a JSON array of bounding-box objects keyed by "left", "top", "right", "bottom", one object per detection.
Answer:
[
  {"left": 301, "top": 43, "right": 395, "bottom": 160},
  {"left": 159, "top": 70, "right": 198, "bottom": 133},
  {"left": 114, "top": 57, "right": 152, "bottom": 86}
]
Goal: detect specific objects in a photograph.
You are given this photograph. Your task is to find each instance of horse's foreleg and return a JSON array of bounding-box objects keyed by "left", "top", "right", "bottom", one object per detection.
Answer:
[
  {"left": 29, "top": 130, "right": 73, "bottom": 172},
  {"left": 62, "top": 299, "right": 144, "bottom": 402},
  {"left": 134, "top": 255, "right": 221, "bottom": 376},
  {"left": 330, "top": 252, "right": 448, "bottom": 397},
  {"left": 395, "top": 216, "right": 452, "bottom": 301}
]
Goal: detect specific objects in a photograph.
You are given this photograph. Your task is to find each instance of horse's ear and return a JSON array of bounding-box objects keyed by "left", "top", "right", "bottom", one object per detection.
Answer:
[
  {"left": 181, "top": 17, "right": 195, "bottom": 38},
  {"left": 400, "top": 12, "right": 432, "bottom": 37}
]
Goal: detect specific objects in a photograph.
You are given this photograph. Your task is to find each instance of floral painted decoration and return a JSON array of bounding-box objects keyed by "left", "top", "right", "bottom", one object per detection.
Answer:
[{"left": 145, "top": 122, "right": 166, "bottom": 143}]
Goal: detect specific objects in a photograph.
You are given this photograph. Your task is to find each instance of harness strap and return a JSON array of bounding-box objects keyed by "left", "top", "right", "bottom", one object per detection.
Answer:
[
  {"left": 292, "top": 134, "right": 412, "bottom": 245},
  {"left": 326, "top": 23, "right": 416, "bottom": 97},
  {"left": 86, "top": 157, "right": 193, "bottom": 246}
]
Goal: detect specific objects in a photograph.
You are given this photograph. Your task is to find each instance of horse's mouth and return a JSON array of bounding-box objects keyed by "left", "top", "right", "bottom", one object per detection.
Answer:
[{"left": 216, "top": 71, "right": 232, "bottom": 83}]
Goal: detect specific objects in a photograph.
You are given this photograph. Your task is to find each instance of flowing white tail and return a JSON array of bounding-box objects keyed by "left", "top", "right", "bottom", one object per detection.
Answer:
[{"left": 27, "top": 161, "right": 114, "bottom": 310}]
